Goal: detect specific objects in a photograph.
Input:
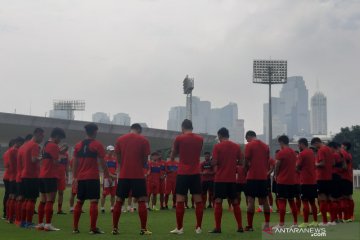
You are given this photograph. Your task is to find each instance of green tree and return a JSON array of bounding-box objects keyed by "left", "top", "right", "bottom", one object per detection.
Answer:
[{"left": 332, "top": 125, "right": 360, "bottom": 169}]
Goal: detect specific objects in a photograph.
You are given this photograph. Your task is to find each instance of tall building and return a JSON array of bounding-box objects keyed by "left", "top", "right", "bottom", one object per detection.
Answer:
[
  {"left": 167, "top": 97, "right": 245, "bottom": 143},
  {"left": 112, "top": 113, "right": 131, "bottom": 126},
  {"left": 92, "top": 112, "right": 110, "bottom": 124},
  {"left": 311, "top": 92, "right": 327, "bottom": 135}
]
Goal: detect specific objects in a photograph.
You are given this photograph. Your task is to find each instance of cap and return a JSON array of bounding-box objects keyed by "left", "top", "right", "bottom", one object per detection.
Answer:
[{"left": 106, "top": 145, "right": 115, "bottom": 151}]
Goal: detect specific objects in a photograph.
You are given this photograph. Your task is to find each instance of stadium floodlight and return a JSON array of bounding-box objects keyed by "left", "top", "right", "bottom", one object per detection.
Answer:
[
  {"left": 183, "top": 75, "right": 194, "bottom": 120},
  {"left": 53, "top": 100, "right": 85, "bottom": 120},
  {"left": 253, "top": 60, "right": 287, "bottom": 154}
]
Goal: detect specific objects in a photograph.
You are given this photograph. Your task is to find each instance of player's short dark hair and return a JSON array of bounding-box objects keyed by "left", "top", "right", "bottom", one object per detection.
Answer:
[
  {"left": 84, "top": 123, "right": 98, "bottom": 136},
  {"left": 311, "top": 137, "right": 322, "bottom": 145},
  {"left": 328, "top": 141, "right": 340, "bottom": 149},
  {"left": 130, "top": 123, "right": 142, "bottom": 133},
  {"left": 275, "top": 149, "right": 280, "bottom": 154},
  {"left": 217, "top": 127, "right": 229, "bottom": 138},
  {"left": 342, "top": 141, "right": 352, "bottom": 150},
  {"left": 14, "top": 137, "right": 25, "bottom": 144},
  {"left": 181, "top": 119, "right": 193, "bottom": 130},
  {"left": 51, "top": 127, "right": 66, "bottom": 139},
  {"left": 150, "top": 151, "right": 159, "bottom": 156},
  {"left": 298, "top": 138, "right": 308, "bottom": 147},
  {"left": 8, "top": 139, "right": 16, "bottom": 148},
  {"left": 278, "top": 135, "right": 289, "bottom": 145},
  {"left": 204, "top": 151, "right": 211, "bottom": 155},
  {"left": 33, "top": 128, "right": 44, "bottom": 135},
  {"left": 245, "top": 130, "right": 256, "bottom": 138},
  {"left": 24, "top": 134, "right": 33, "bottom": 141}
]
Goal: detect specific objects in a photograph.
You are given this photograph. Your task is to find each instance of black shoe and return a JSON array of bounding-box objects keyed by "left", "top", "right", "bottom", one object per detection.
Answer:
[
  {"left": 112, "top": 228, "right": 119, "bottom": 235},
  {"left": 57, "top": 211, "right": 67, "bottom": 215},
  {"left": 207, "top": 205, "right": 213, "bottom": 209},
  {"left": 237, "top": 227, "right": 244, "bottom": 233},
  {"left": 89, "top": 228, "right": 104, "bottom": 234},
  {"left": 73, "top": 229, "right": 80, "bottom": 234},
  {"left": 208, "top": 228, "right": 221, "bottom": 233},
  {"left": 101, "top": 209, "right": 105, "bottom": 214},
  {"left": 244, "top": 226, "right": 254, "bottom": 232}
]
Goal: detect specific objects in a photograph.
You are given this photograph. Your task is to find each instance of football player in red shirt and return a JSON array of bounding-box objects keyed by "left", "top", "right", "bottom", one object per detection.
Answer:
[
  {"left": 297, "top": 138, "right": 318, "bottom": 227},
  {"left": 100, "top": 145, "right": 118, "bottom": 214},
  {"left": 147, "top": 152, "right": 162, "bottom": 211},
  {"left": 236, "top": 160, "right": 246, "bottom": 203},
  {"left": 273, "top": 135, "right": 298, "bottom": 229},
  {"left": 311, "top": 137, "right": 333, "bottom": 226},
  {"left": 2, "top": 139, "right": 16, "bottom": 220},
  {"left": 209, "top": 127, "right": 243, "bottom": 234},
  {"left": 244, "top": 131, "right": 271, "bottom": 231},
  {"left": 165, "top": 158, "right": 178, "bottom": 209},
  {"left": 200, "top": 152, "right": 215, "bottom": 208},
  {"left": 36, "top": 128, "right": 66, "bottom": 231},
  {"left": 56, "top": 144, "right": 69, "bottom": 215},
  {"left": 157, "top": 151, "right": 167, "bottom": 210},
  {"left": 294, "top": 150, "right": 302, "bottom": 214},
  {"left": 22, "top": 128, "right": 45, "bottom": 228},
  {"left": 72, "top": 123, "right": 109, "bottom": 234},
  {"left": 170, "top": 119, "right": 204, "bottom": 235},
  {"left": 340, "top": 142, "right": 354, "bottom": 222},
  {"left": 112, "top": 123, "right": 151, "bottom": 235}
]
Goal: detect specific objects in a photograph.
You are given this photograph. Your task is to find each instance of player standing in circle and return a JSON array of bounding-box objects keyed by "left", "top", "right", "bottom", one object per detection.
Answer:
[
  {"left": 200, "top": 152, "right": 215, "bottom": 209},
  {"left": 36, "top": 127, "right": 66, "bottom": 231},
  {"left": 209, "top": 127, "right": 243, "bottom": 234},
  {"left": 100, "top": 145, "right": 118, "bottom": 214},
  {"left": 57, "top": 144, "right": 69, "bottom": 215},
  {"left": 311, "top": 137, "right": 333, "bottom": 226},
  {"left": 112, "top": 123, "right": 152, "bottom": 235},
  {"left": 2, "top": 139, "right": 16, "bottom": 220},
  {"left": 273, "top": 135, "right": 298, "bottom": 229},
  {"left": 340, "top": 142, "right": 354, "bottom": 222},
  {"left": 170, "top": 119, "right": 204, "bottom": 235},
  {"left": 297, "top": 138, "right": 318, "bottom": 228},
  {"left": 165, "top": 158, "right": 179, "bottom": 209},
  {"left": 244, "top": 130, "right": 271, "bottom": 231},
  {"left": 147, "top": 152, "right": 162, "bottom": 211},
  {"left": 72, "top": 123, "right": 109, "bottom": 234}
]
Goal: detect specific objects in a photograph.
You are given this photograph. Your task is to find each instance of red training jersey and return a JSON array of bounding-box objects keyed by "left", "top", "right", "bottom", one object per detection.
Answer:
[
  {"left": 200, "top": 160, "right": 214, "bottom": 182},
  {"left": 236, "top": 164, "right": 246, "bottom": 184},
  {"left": 148, "top": 160, "right": 162, "bottom": 182},
  {"left": 2, "top": 149, "right": 10, "bottom": 180},
  {"left": 165, "top": 160, "right": 178, "bottom": 180},
  {"left": 58, "top": 152, "right": 69, "bottom": 179},
  {"left": 245, "top": 139, "right": 269, "bottom": 180},
  {"left": 104, "top": 154, "right": 117, "bottom": 176},
  {"left": 39, "top": 141, "right": 60, "bottom": 179},
  {"left": 21, "top": 140, "right": 41, "bottom": 179},
  {"left": 173, "top": 133, "right": 203, "bottom": 175},
  {"left": 332, "top": 152, "right": 344, "bottom": 176},
  {"left": 340, "top": 149, "right": 353, "bottom": 182},
  {"left": 7, "top": 147, "right": 18, "bottom": 181},
  {"left": 316, "top": 145, "right": 333, "bottom": 181},
  {"left": 297, "top": 148, "right": 316, "bottom": 185},
  {"left": 115, "top": 133, "right": 150, "bottom": 179},
  {"left": 16, "top": 145, "right": 26, "bottom": 182},
  {"left": 275, "top": 147, "right": 297, "bottom": 185}
]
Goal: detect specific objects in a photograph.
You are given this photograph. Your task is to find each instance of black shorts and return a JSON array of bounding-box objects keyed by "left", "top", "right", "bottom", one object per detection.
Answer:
[
  {"left": 176, "top": 174, "right": 202, "bottom": 195},
  {"left": 39, "top": 178, "right": 58, "bottom": 194},
  {"left": 16, "top": 182, "right": 24, "bottom": 197},
  {"left": 317, "top": 180, "right": 332, "bottom": 195},
  {"left": 276, "top": 184, "right": 296, "bottom": 199},
  {"left": 300, "top": 184, "right": 317, "bottom": 200},
  {"left": 77, "top": 179, "right": 100, "bottom": 201},
  {"left": 202, "top": 181, "right": 214, "bottom": 193},
  {"left": 117, "top": 178, "right": 147, "bottom": 199},
  {"left": 341, "top": 179, "right": 353, "bottom": 196},
  {"left": 330, "top": 174, "right": 342, "bottom": 198},
  {"left": 8, "top": 181, "right": 17, "bottom": 195},
  {"left": 236, "top": 183, "right": 246, "bottom": 194},
  {"left": 294, "top": 184, "right": 301, "bottom": 196},
  {"left": 22, "top": 178, "right": 39, "bottom": 200},
  {"left": 3, "top": 179, "right": 10, "bottom": 196},
  {"left": 245, "top": 180, "right": 268, "bottom": 198},
  {"left": 214, "top": 182, "right": 237, "bottom": 200},
  {"left": 272, "top": 179, "right": 277, "bottom": 194},
  {"left": 266, "top": 178, "right": 271, "bottom": 191}
]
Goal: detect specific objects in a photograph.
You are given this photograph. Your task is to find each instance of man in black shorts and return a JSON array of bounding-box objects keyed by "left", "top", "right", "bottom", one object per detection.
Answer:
[{"left": 200, "top": 152, "right": 215, "bottom": 208}]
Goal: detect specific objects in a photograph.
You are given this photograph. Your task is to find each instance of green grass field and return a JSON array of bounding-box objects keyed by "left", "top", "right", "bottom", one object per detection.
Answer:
[{"left": 0, "top": 188, "right": 359, "bottom": 240}]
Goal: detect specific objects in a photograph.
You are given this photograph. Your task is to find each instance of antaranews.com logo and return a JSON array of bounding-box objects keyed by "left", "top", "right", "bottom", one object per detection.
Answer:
[{"left": 263, "top": 226, "right": 327, "bottom": 238}]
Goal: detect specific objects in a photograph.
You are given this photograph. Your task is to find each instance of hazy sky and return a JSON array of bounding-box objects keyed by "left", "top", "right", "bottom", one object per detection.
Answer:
[{"left": 1, "top": 0, "right": 359, "bottom": 135}]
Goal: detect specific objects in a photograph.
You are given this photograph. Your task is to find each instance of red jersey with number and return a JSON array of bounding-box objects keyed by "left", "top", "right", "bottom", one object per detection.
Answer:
[
  {"left": 200, "top": 160, "right": 214, "bottom": 182},
  {"left": 275, "top": 147, "right": 297, "bottom": 185},
  {"left": 245, "top": 139, "right": 269, "bottom": 180},
  {"left": 16, "top": 145, "right": 26, "bottom": 182},
  {"left": 74, "top": 139, "right": 106, "bottom": 180},
  {"left": 165, "top": 160, "right": 178, "bottom": 180},
  {"left": 7, "top": 147, "right": 18, "bottom": 181},
  {"left": 21, "top": 140, "right": 41, "bottom": 179},
  {"left": 115, "top": 133, "right": 150, "bottom": 179},
  {"left": 173, "top": 133, "right": 203, "bottom": 175},
  {"left": 58, "top": 152, "right": 69, "bottom": 179},
  {"left": 212, "top": 140, "right": 242, "bottom": 183},
  {"left": 2, "top": 149, "right": 10, "bottom": 180},
  {"left": 297, "top": 148, "right": 316, "bottom": 185},
  {"left": 39, "top": 141, "right": 60, "bottom": 179},
  {"left": 316, "top": 145, "right": 333, "bottom": 181},
  {"left": 236, "top": 164, "right": 246, "bottom": 184}
]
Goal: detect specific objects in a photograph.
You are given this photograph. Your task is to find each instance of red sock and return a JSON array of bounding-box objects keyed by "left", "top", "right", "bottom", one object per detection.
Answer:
[
  {"left": 330, "top": 201, "right": 339, "bottom": 222},
  {"left": 90, "top": 202, "right": 98, "bottom": 231},
  {"left": 296, "top": 197, "right": 301, "bottom": 213},
  {"left": 268, "top": 193, "right": 273, "bottom": 207},
  {"left": 309, "top": 200, "right": 318, "bottom": 222},
  {"left": 9, "top": 199, "right": 16, "bottom": 221},
  {"left": 195, "top": 202, "right": 204, "bottom": 228},
  {"left": 38, "top": 201, "right": 45, "bottom": 224},
  {"left": 176, "top": 202, "right": 185, "bottom": 229},
  {"left": 202, "top": 194, "right": 207, "bottom": 206},
  {"left": 209, "top": 192, "right": 214, "bottom": 206},
  {"left": 21, "top": 200, "right": 27, "bottom": 222},
  {"left": 58, "top": 203, "right": 62, "bottom": 212},
  {"left": 73, "top": 201, "right": 83, "bottom": 230},
  {"left": 302, "top": 200, "right": 310, "bottom": 223},
  {"left": 6, "top": 199, "right": 10, "bottom": 219},
  {"left": 160, "top": 195, "right": 164, "bottom": 208},
  {"left": 247, "top": 211, "right": 254, "bottom": 228},
  {"left": 340, "top": 199, "right": 346, "bottom": 219},
  {"left": 112, "top": 200, "right": 122, "bottom": 229},
  {"left": 264, "top": 210, "right": 270, "bottom": 224},
  {"left": 138, "top": 201, "right": 148, "bottom": 229},
  {"left": 233, "top": 203, "right": 243, "bottom": 228},
  {"left": 15, "top": 200, "right": 21, "bottom": 222},
  {"left": 26, "top": 200, "right": 35, "bottom": 223},
  {"left": 45, "top": 201, "right": 54, "bottom": 224},
  {"left": 319, "top": 200, "right": 328, "bottom": 223},
  {"left": 289, "top": 200, "right": 298, "bottom": 224},
  {"left": 278, "top": 199, "right": 286, "bottom": 225},
  {"left": 349, "top": 199, "right": 354, "bottom": 219},
  {"left": 214, "top": 202, "right": 222, "bottom": 230},
  {"left": 165, "top": 194, "right": 169, "bottom": 207}
]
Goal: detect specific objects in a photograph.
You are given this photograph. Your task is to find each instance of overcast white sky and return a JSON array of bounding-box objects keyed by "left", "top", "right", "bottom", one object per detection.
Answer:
[{"left": 0, "top": 0, "right": 359, "bottom": 134}]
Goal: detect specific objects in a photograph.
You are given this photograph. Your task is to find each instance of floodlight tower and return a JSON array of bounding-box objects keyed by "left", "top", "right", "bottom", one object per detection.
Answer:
[
  {"left": 183, "top": 75, "right": 194, "bottom": 121},
  {"left": 53, "top": 100, "right": 86, "bottom": 120},
  {"left": 253, "top": 60, "right": 287, "bottom": 154}
]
